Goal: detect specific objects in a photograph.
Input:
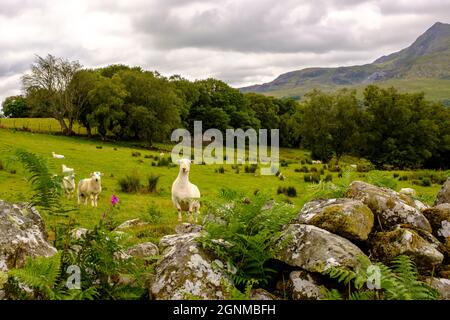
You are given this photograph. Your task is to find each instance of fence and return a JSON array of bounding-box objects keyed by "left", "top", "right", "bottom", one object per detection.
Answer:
[{"left": 0, "top": 118, "right": 97, "bottom": 136}]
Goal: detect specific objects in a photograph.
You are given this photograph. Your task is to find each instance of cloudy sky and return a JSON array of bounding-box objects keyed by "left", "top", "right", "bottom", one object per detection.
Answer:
[{"left": 0, "top": 0, "right": 449, "bottom": 104}]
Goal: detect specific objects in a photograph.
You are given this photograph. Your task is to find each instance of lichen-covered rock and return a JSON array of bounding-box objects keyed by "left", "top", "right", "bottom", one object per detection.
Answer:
[
  {"left": 370, "top": 227, "right": 444, "bottom": 269},
  {"left": 70, "top": 227, "right": 88, "bottom": 240},
  {"left": 400, "top": 188, "right": 417, "bottom": 197},
  {"left": 126, "top": 242, "right": 159, "bottom": 259},
  {"left": 289, "top": 271, "right": 324, "bottom": 300},
  {"left": 250, "top": 288, "right": 279, "bottom": 300},
  {"left": 435, "top": 178, "right": 450, "bottom": 205},
  {"left": 151, "top": 232, "right": 230, "bottom": 300},
  {"left": 175, "top": 223, "right": 203, "bottom": 234},
  {"left": 115, "top": 218, "right": 148, "bottom": 230},
  {"left": 346, "top": 181, "right": 431, "bottom": 232},
  {"left": 0, "top": 200, "right": 57, "bottom": 272},
  {"left": 423, "top": 204, "right": 450, "bottom": 240},
  {"left": 294, "top": 198, "right": 374, "bottom": 241},
  {"left": 424, "top": 277, "right": 450, "bottom": 300},
  {"left": 273, "top": 224, "right": 368, "bottom": 274}
]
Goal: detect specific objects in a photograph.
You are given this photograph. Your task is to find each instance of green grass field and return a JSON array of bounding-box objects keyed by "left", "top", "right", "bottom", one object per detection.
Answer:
[
  {"left": 0, "top": 127, "right": 447, "bottom": 246},
  {"left": 0, "top": 118, "right": 97, "bottom": 135}
]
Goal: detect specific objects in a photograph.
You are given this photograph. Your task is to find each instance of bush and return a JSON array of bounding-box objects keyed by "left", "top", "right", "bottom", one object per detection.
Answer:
[
  {"left": 157, "top": 158, "right": 170, "bottom": 167},
  {"left": 393, "top": 173, "right": 400, "bottom": 178},
  {"left": 310, "top": 167, "right": 318, "bottom": 173},
  {"left": 319, "top": 168, "right": 325, "bottom": 175},
  {"left": 324, "top": 174, "right": 333, "bottom": 182},
  {"left": 399, "top": 175, "right": 408, "bottom": 181},
  {"left": 96, "top": 146, "right": 103, "bottom": 149},
  {"left": 147, "top": 174, "right": 160, "bottom": 193},
  {"left": 244, "top": 164, "right": 258, "bottom": 173},
  {"left": 146, "top": 204, "right": 162, "bottom": 223},
  {"left": 280, "top": 159, "right": 288, "bottom": 167},
  {"left": 151, "top": 161, "right": 156, "bottom": 166},
  {"left": 277, "top": 186, "right": 296, "bottom": 197},
  {"left": 328, "top": 165, "right": 341, "bottom": 172},
  {"left": 9, "top": 169, "right": 16, "bottom": 174},
  {"left": 0, "top": 160, "right": 3, "bottom": 171},
  {"left": 215, "top": 166, "right": 225, "bottom": 174},
  {"left": 199, "top": 191, "right": 296, "bottom": 287},
  {"left": 131, "top": 151, "right": 141, "bottom": 157},
  {"left": 118, "top": 174, "right": 141, "bottom": 193},
  {"left": 421, "top": 178, "right": 432, "bottom": 187},
  {"left": 300, "top": 160, "right": 306, "bottom": 165},
  {"left": 304, "top": 172, "right": 321, "bottom": 183},
  {"left": 144, "top": 155, "right": 153, "bottom": 159},
  {"left": 338, "top": 171, "right": 343, "bottom": 178},
  {"left": 356, "top": 163, "right": 374, "bottom": 172}
]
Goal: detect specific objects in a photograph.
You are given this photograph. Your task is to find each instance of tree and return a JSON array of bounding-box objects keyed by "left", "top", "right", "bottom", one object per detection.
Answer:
[
  {"left": 1, "top": 95, "right": 30, "bottom": 118},
  {"left": 22, "top": 54, "right": 82, "bottom": 135}
]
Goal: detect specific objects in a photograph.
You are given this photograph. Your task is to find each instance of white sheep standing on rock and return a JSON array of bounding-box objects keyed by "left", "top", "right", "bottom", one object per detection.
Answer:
[
  {"left": 171, "top": 158, "right": 201, "bottom": 223},
  {"left": 77, "top": 172, "right": 102, "bottom": 207},
  {"left": 62, "top": 173, "right": 76, "bottom": 199}
]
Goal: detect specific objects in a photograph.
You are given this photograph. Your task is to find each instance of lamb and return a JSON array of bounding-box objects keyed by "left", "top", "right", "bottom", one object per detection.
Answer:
[
  {"left": 311, "top": 160, "right": 322, "bottom": 164},
  {"left": 171, "top": 158, "right": 201, "bottom": 223},
  {"left": 52, "top": 152, "right": 65, "bottom": 159},
  {"left": 77, "top": 172, "right": 102, "bottom": 207},
  {"left": 62, "top": 174, "right": 76, "bottom": 199},
  {"left": 62, "top": 164, "right": 74, "bottom": 174}
]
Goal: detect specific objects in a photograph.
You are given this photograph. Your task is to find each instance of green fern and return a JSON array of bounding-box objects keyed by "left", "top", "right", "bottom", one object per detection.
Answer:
[
  {"left": 323, "top": 255, "right": 439, "bottom": 300},
  {"left": 14, "top": 149, "right": 64, "bottom": 213}
]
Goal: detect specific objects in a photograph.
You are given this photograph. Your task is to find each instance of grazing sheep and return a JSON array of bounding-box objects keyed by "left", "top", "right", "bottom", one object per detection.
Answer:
[
  {"left": 350, "top": 164, "right": 358, "bottom": 169},
  {"left": 62, "top": 174, "right": 76, "bottom": 199},
  {"left": 62, "top": 164, "right": 74, "bottom": 174},
  {"left": 77, "top": 172, "right": 102, "bottom": 207},
  {"left": 312, "top": 160, "right": 322, "bottom": 164},
  {"left": 399, "top": 187, "right": 417, "bottom": 197},
  {"left": 52, "top": 152, "right": 65, "bottom": 159},
  {"left": 171, "top": 159, "right": 201, "bottom": 223},
  {"left": 160, "top": 152, "right": 165, "bottom": 158}
]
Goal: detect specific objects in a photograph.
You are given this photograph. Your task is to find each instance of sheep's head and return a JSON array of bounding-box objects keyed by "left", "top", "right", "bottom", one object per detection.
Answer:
[
  {"left": 91, "top": 172, "right": 102, "bottom": 182},
  {"left": 178, "top": 158, "right": 193, "bottom": 174}
]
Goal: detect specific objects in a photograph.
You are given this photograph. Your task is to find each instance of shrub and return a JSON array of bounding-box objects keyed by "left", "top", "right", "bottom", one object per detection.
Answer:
[
  {"left": 0, "top": 160, "right": 3, "bottom": 171},
  {"left": 144, "top": 155, "right": 153, "bottom": 159},
  {"left": 96, "top": 146, "right": 103, "bottom": 149},
  {"left": 131, "top": 151, "right": 141, "bottom": 157},
  {"left": 286, "top": 186, "right": 297, "bottom": 197},
  {"left": 280, "top": 159, "right": 288, "bottom": 167},
  {"left": 118, "top": 174, "right": 141, "bottom": 193},
  {"left": 300, "top": 160, "right": 306, "bottom": 165},
  {"left": 324, "top": 174, "right": 333, "bottom": 182},
  {"left": 157, "top": 158, "right": 170, "bottom": 167},
  {"left": 304, "top": 172, "right": 321, "bottom": 183},
  {"left": 244, "top": 164, "right": 258, "bottom": 173},
  {"left": 215, "top": 166, "right": 225, "bottom": 174},
  {"left": 421, "top": 178, "right": 432, "bottom": 187},
  {"left": 319, "top": 168, "right": 325, "bottom": 175},
  {"left": 199, "top": 191, "right": 296, "bottom": 287},
  {"left": 338, "top": 171, "right": 343, "bottom": 178},
  {"left": 9, "top": 169, "right": 16, "bottom": 174},
  {"left": 146, "top": 204, "right": 162, "bottom": 223},
  {"left": 147, "top": 174, "right": 160, "bottom": 193},
  {"left": 393, "top": 173, "right": 399, "bottom": 178},
  {"left": 294, "top": 168, "right": 301, "bottom": 172},
  {"left": 310, "top": 167, "right": 318, "bottom": 173},
  {"left": 399, "top": 175, "right": 408, "bottom": 181},
  {"left": 356, "top": 163, "right": 374, "bottom": 172},
  {"left": 151, "top": 162, "right": 156, "bottom": 166},
  {"left": 328, "top": 165, "right": 341, "bottom": 172}
]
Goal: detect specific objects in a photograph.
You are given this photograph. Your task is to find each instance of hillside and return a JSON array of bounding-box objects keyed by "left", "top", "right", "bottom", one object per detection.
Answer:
[{"left": 240, "top": 22, "right": 450, "bottom": 102}]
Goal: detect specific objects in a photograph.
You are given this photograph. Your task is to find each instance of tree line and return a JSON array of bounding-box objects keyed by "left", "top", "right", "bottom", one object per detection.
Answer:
[{"left": 1, "top": 54, "right": 450, "bottom": 169}]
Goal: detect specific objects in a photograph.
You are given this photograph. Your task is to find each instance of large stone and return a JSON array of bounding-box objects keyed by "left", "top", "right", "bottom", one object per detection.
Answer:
[
  {"left": 0, "top": 200, "right": 57, "bottom": 272},
  {"left": 289, "top": 271, "right": 324, "bottom": 300},
  {"left": 423, "top": 204, "right": 450, "bottom": 240},
  {"left": 249, "top": 288, "right": 279, "bottom": 300},
  {"left": 273, "top": 224, "right": 368, "bottom": 274},
  {"left": 436, "top": 178, "right": 450, "bottom": 205},
  {"left": 151, "top": 232, "right": 231, "bottom": 300},
  {"left": 370, "top": 227, "right": 444, "bottom": 269},
  {"left": 126, "top": 242, "right": 159, "bottom": 259},
  {"left": 346, "top": 181, "right": 431, "bottom": 232},
  {"left": 424, "top": 277, "right": 450, "bottom": 300},
  {"left": 115, "top": 218, "right": 148, "bottom": 231},
  {"left": 175, "top": 223, "right": 203, "bottom": 234},
  {"left": 294, "top": 198, "right": 374, "bottom": 241}
]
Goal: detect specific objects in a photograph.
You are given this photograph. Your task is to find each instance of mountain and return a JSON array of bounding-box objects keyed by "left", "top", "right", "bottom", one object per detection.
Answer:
[{"left": 240, "top": 22, "right": 450, "bottom": 102}]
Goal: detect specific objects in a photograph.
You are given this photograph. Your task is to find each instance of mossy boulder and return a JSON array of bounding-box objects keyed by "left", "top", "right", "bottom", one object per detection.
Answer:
[
  {"left": 273, "top": 224, "right": 368, "bottom": 274},
  {"left": 423, "top": 204, "right": 450, "bottom": 240},
  {"left": 436, "top": 177, "right": 450, "bottom": 205},
  {"left": 370, "top": 227, "right": 444, "bottom": 270},
  {"left": 151, "top": 232, "right": 231, "bottom": 300},
  {"left": 346, "top": 181, "right": 431, "bottom": 232},
  {"left": 0, "top": 200, "right": 57, "bottom": 272},
  {"left": 294, "top": 198, "right": 374, "bottom": 241},
  {"left": 249, "top": 288, "right": 279, "bottom": 300},
  {"left": 424, "top": 277, "right": 450, "bottom": 300},
  {"left": 289, "top": 270, "right": 325, "bottom": 300}
]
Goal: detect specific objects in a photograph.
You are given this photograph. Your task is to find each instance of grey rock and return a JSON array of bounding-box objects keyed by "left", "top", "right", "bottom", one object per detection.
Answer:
[
  {"left": 289, "top": 271, "right": 325, "bottom": 300},
  {"left": 436, "top": 178, "right": 450, "bottom": 205}
]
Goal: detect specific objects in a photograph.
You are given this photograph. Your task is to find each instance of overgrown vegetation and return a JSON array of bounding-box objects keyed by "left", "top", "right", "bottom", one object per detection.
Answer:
[
  {"left": 198, "top": 189, "right": 296, "bottom": 289},
  {"left": 323, "top": 255, "right": 439, "bottom": 300}
]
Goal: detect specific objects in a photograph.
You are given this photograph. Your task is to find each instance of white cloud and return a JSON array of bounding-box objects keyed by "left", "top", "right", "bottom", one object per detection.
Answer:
[{"left": 0, "top": 0, "right": 449, "bottom": 105}]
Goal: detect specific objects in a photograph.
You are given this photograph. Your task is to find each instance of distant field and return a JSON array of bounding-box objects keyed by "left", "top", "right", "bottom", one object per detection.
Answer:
[
  {"left": 0, "top": 118, "right": 97, "bottom": 135},
  {"left": 0, "top": 128, "right": 447, "bottom": 246}
]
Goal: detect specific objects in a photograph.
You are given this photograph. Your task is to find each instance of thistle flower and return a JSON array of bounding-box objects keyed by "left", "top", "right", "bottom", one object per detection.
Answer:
[{"left": 111, "top": 194, "right": 119, "bottom": 206}]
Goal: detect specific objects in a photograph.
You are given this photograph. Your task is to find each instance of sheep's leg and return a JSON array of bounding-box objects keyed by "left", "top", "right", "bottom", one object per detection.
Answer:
[
  {"left": 77, "top": 192, "right": 81, "bottom": 205},
  {"left": 94, "top": 195, "right": 98, "bottom": 207},
  {"left": 188, "top": 202, "right": 194, "bottom": 223},
  {"left": 91, "top": 194, "right": 95, "bottom": 207}
]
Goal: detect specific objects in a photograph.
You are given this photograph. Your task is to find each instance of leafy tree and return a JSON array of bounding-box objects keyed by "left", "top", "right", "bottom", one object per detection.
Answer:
[
  {"left": 22, "top": 54, "right": 82, "bottom": 135},
  {"left": 1, "top": 95, "right": 30, "bottom": 118}
]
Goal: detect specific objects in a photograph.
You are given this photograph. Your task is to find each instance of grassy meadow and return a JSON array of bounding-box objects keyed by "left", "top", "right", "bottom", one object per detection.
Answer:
[{"left": 0, "top": 127, "right": 447, "bottom": 247}]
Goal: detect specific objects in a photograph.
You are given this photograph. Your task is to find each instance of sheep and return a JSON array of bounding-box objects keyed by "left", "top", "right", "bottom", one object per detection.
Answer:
[
  {"left": 52, "top": 152, "right": 65, "bottom": 159},
  {"left": 171, "top": 158, "right": 201, "bottom": 223},
  {"left": 62, "top": 174, "right": 76, "bottom": 199},
  {"left": 350, "top": 164, "right": 358, "bottom": 169},
  {"left": 312, "top": 160, "right": 322, "bottom": 164},
  {"left": 160, "top": 152, "right": 165, "bottom": 158},
  {"left": 62, "top": 164, "right": 74, "bottom": 174},
  {"left": 77, "top": 172, "right": 102, "bottom": 207}
]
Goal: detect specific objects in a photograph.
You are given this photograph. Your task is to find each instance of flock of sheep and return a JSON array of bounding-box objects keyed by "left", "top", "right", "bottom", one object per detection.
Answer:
[{"left": 53, "top": 151, "right": 200, "bottom": 222}]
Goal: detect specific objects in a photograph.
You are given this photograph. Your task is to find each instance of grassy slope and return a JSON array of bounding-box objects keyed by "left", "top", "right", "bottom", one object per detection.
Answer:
[
  {"left": 0, "top": 128, "right": 445, "bottom": 244},
  {"left": 255, "top": 78, "right": 450, "bottom": 101}
]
